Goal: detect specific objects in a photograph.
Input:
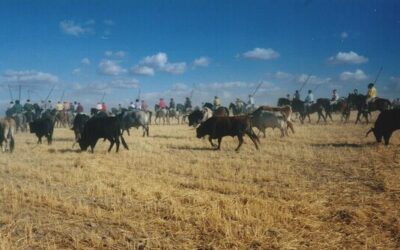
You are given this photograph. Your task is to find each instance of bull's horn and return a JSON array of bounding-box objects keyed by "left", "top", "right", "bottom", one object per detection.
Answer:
[{"left": 366, "top": 128, "right": 374, "bottom": 137}]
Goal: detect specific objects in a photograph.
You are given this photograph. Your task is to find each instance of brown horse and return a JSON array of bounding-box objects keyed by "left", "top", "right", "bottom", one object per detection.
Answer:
[{"left": 347, "top": 94, "right": 391, "bottom": 124}]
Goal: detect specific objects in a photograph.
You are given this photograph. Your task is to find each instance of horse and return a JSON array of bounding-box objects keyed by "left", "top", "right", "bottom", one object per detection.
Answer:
[
  {"left": 54, "top": 110, "right": 70, "bottom": 128},
  {"left": 154, "top": 104, "right": 169, "bottom": 125},
  {"left": 277, "top": 97, "right": 291, "bottom": 107},
  {"left": 316, "top": 98, "right": 351, "bottom": 122},
  {"left": 347, "top": 93, "right": 391, "bottom": 124},
  {"left": 168, "top": 108, "right": 180, "bottom": 124},
  {"left": 291, "top": 99, "right": 326, "bottom": 124},
  {"left": 12, "top": 113, "right": 26, "bottom": 133}
]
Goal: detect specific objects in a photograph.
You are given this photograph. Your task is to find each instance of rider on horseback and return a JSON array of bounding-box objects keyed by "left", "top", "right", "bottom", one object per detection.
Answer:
[
  {"left": 213, "top": 96, "right": 221, "bottom": 109},
  {"left": 55, "top": 101, "right": 64, "bottom": 112},
  {"left": 304, "top": 90, "right": 314, "bottom": 112},
  {"left": 330, "top": 89, "right": 339, "bottom": 105},
  {"left": 13, "top": 100, "right": 23, "bottom": 114},
  {"left": 184, "top": 97, "right": 192, "bottom": 112},
  {"left": 248, "top": 94, "right": 255, "bottom": 109},
  {"left": 23, "top": 99, "right": 34, "bottom": 112},
  {"left": 159, "top": 98, "right": 167, "bottom": 109},
  {"left": 169, "top": 98, "right": 176, "bottom": 110},
  {"left": 294, "top": 90, "right": 300, "bottom": 100},
  {"left": 366, "top": 83, "right": 377, "bottom": 110},
  {"left": 141, "top": 100, "right": 148, "bottom": 111},
  {"left": 135, "top": 99, "right": 141, "bottom": 110}
]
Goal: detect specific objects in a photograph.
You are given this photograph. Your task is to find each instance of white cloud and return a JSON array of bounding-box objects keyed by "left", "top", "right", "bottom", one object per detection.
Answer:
[
  {"left": 140, "top": 52, "right": 168, "bottom": 68},
  {"left": 59, "top": 20, "right": 93, "bottom": 37},
  {"left": 242, "top": 48, "right": 280, "bottom": 60},
  {"left": 3, "top": 70, "right": 58, "bottom": 85},
  {"left": 162, "top": 62, "right": 187, "bottom": 74},
  {"left": 110, "top": 78, "right": 139, "bottom": 89},
  {"left": 98, "top": 60, "right": 127, "bottom": 76},
  {"left": 340, "top": 32, "right": 348, "bottom": 40},
  {"left": 72, "top": 68, "right": 81, "bottom": 75},
  {"left": 104, "top": 50, "right": 126, "bottom": 59},
  {"left": 297, "top": 74, "right": 332, "bottom": 85},
  {"left": 328, "top": 51, "right": 368, "bottom": 64},
  {"left": 274, "top": 71, "right": 292, "bottom": 80},
  {"left": 340, "top": 69, "right": 368, "bottom": 81},
  {"left": 138, "top": 52, "right": 186, "bottom": 75},
  {"left": 171, "top": 83, "right": 189, "bottom": 91},
  {"left": 131, "top": 66, "right": 155, "bottom": 76},
  {"left": 85, "top": 19, "right": 95, "bottom": 25},
  {"left": 104, "top": 19, "right": 115, "bottom": 26},
  {"left": 81, "top": 57, "right": 91, "bottom": 65},
  {"left": 193, "top": 57, "right": 210, "bottom": 67}
]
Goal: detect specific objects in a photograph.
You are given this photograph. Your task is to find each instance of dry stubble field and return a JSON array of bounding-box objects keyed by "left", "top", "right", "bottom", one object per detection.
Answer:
[{"left": 1, "top": 113, "right": 400, "bottom": 249}]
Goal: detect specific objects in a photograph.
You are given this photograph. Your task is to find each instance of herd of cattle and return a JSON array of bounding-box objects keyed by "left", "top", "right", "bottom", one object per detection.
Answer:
[{"left": 0, "top": 100, "right": 399, "bottom": 153}]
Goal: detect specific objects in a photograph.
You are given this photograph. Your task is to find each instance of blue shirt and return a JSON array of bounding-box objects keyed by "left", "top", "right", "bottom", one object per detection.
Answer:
[{"left": 305, "top": 93, "right": 314, "bottom": 103}]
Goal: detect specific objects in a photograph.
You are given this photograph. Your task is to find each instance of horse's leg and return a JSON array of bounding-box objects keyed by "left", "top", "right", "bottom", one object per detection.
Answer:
[{"left": 355, "top": 111, "right": 361, "bottom": 124}]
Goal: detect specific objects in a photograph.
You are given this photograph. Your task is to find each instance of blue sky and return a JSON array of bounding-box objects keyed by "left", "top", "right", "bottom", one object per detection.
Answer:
[{"left": 0, "top": 0, "right": 399, "bottom": 111}]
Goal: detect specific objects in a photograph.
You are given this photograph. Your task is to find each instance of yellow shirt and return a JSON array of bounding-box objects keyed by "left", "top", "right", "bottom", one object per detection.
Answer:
[
  {"left": 367, "top": 87, "right": 377, "bottom": 98},
  {"left": 213, "top": 99, "right": 221, "bottom": 106},
  {"left": 55, "top": 103, "right": 64, "bottom": 111}
]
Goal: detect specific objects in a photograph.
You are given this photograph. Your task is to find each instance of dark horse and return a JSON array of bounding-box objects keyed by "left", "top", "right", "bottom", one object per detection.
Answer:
[
  {"left": 291, "top": 99, "right": 326, "bottom": 124},
  {"left": 316, "top": 98, "right": 351, "bottom": 122},
  {"left": 277, "top": 97, "right": 291, "bottom": 107},
  {"left": 347, "top": 94, "right": 391, "bottom": 124}
]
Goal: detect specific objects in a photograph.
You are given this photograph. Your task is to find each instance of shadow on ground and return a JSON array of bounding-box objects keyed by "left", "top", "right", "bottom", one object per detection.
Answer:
[
  {"left": 168, "top": 145, "right": 215, "bottom": 151},
  {"left": 311, "top": 142, "right": 376, "bottom": 148},
  {"left": 152, "top": 134, "right": 188, "bottom": 140}
]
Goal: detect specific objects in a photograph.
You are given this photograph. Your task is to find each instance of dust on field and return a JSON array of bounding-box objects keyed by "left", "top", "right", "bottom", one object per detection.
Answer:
[{"left": 1, "top": 114, "right": 399, "bottom": 249}]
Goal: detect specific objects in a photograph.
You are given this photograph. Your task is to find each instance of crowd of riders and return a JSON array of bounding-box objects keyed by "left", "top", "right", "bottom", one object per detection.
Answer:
[
  {"left": 5, "top": 82, "right": 399, "bottom": 118},
  {"left": 5, "top": 99, "right": 85, "bottom": 118}
]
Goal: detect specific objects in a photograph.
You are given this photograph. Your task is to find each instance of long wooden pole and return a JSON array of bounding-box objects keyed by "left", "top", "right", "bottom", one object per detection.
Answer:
[
  {"left": 18, "top": 85, "right": 21, "bottom": 101},
  {"left": 299, "top": 75, "right": 311, "bottom": 93},
  {"left": 100, "top": 92, "right": 106, "bottom": 102},
  {"left": 44, "top": 85, "right": 56, "bottom": 102},
  {"left": 8, "top": 85, "right": 13, "bottom": 101},
  {"left": 373, "top": 67, "right": 383, "bottom": 84},
  {"left": 252, "top": 82, "right": 263, "bottom": 96}
]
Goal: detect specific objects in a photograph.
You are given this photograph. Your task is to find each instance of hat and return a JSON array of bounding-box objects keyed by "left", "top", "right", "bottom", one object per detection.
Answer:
[{"left": 368, "top": 83, "right": 374, "bottom": 88}]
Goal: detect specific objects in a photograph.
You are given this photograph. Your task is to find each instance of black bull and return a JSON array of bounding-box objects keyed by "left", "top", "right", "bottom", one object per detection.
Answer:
[
  {"left": 79, "top": 115, "right": 129, "bottom": 153},
  {"left": 366, "top": 109, "right": 400, "bottom": 145}
]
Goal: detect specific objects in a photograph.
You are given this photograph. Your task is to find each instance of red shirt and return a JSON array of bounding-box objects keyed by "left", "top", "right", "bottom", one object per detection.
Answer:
[
  {"left": 101, "top": 103, "right": 107, "bottom": 111},
  {"left": 159, "top": 100, "right": 166, "bottom": 109}
]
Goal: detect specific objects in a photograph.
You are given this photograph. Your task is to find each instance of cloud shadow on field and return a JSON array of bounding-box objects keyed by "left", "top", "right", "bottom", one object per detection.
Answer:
[
  {"left": 152, "top": 134, "right": 187, "bottom": 139},
  {"left": 311, "top": 142, "right": 376, "bottom": 148},
  {"left": 167, "top": 145, "right": 215, "bottom": 151}
]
